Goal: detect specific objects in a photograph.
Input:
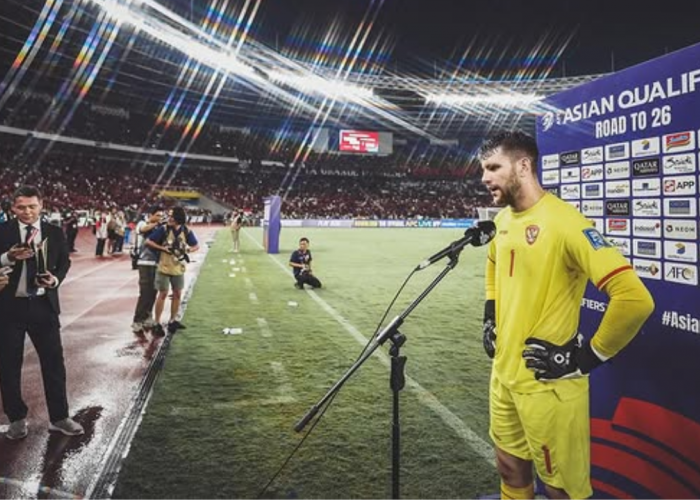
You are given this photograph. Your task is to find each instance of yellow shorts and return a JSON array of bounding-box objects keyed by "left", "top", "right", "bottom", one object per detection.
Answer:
[{"left": 489, "top": 373, "right": 593, "bottom": 499}]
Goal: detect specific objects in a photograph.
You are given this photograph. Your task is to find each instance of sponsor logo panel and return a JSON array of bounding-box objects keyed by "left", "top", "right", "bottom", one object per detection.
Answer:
[
  {"left": 589, "top": 218, "right": 604, "bottom": 232},
  {"left": 560, "top": 151, "right": 581, "bottom": 166},
  {"left": 542, "top": 170, "right": 560, "bottom": 185},
  {"left": 606, "top": 218, "right": 630, "bottom": 236},
  {"left": 662, "top": 153, "right": 696, "bottom": 175},
  {"left": 632, "top": 178, "right": 660, "bottom": 197},
  {"left": 560, "top": 184, "right": 580, "bottom": 200},
  {"left": 605, "top": 161, "right": 630, "bottom": 180},
  {"left": 567, "top": 201, "right": 581, "bottom": 211},
  {"left": 633, "top": 259, "right": 661, "bottom": 280},
  {"left": 581, "top": 200, "right": 604, "bottom": 217},
  {"left": 582, "top": 182, "right": 603, "bottom": 199},
  {"left": 608, "top": 237, "right": 631, "bottom": 256},
  {"left": 664, "top": 198, "right": 697, "bottom": 218},
  {"left": 581, "top": 165, "right": 604, "bottom": 181},
  {"left": 662, "top": 131, "right": 696, "bottom": 154},
  {"left": 605, "top": 200, "right": 630, "bottom": 216},
  {"left": 561, "top": 167, "right": 581, "bottom": 184},
  {"left": 664, "top": 262, "right": 698, "bottom": 285},
  {"left": 633, "top": 239, "right": 661, "bottom": 259},
  {"left": 633, "top": 219, "right": 662, "bottom": 238},
  {"left": 662, "top": 175, "right": 696, "bottom": 196},
  {"left": 605, "top": 142, "right": 630, "bottom": 161},
  {"left": 664, "top": 240, "right": 698, "bottom": 263},
  {"left": 582, "top": 147, "right": 604, "bottom": 165},
  {"left": 632, "top": 158, "right": 661, "bottom": 176},
  {"left": 663, "top": 219, "right": 697, "bottom": 241},
  {"left": 631, "top": 137, "right": 660, "bottom": 158},
  {"left": 605, "top": 180, "right": 630, "bottom": 198},
  {"left": 542, "top": 154, "right": 560, "bottom": 170},
  {"left": 632, "top": 198, "right": 661, "bottom": 217}
]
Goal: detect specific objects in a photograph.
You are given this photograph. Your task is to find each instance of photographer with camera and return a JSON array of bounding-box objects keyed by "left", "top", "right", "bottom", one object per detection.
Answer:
[
  {"left": 130, "top": 206, "right": 164, "bottom": 336},
  {"left": 146, "top": 206, "right": 199, "bottom": 336},
  {"left": 289, "top": 237, "right": 322, "bottom": 290}
]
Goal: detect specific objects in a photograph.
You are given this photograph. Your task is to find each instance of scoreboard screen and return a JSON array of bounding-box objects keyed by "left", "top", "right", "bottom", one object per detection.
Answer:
[{"left": 339, "top": 130, "right": 380, "bottom": 153}]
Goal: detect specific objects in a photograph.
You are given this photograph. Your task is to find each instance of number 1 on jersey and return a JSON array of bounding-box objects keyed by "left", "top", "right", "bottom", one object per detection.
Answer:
[{"left": 509, "top": 249, "right": 515, "bottom": 277}]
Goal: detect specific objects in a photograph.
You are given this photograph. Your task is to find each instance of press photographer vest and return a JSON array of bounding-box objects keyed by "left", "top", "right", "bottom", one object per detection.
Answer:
[{"left": 157, "top": 226, "right": 189, "bottom": 276}]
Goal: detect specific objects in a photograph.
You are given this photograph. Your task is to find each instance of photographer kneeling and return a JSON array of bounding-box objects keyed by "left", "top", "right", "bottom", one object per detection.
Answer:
[
  {"left": 146, "top": 206, "right": 199, "bottom": 336},
  {"left": 289, "top": 237, "right": 322, "bottom": 290}
]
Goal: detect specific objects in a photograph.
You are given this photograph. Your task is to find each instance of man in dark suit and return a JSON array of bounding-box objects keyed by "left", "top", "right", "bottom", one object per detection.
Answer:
[{"left": 0, "top": 185, "right": 84, "bottom": 440}]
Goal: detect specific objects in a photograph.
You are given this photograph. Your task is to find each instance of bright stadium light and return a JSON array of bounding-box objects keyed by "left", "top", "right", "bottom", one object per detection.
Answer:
[
  {"left": 425, "top": 92, "right": 544, "bottom": 107},
  {"left": 267, "top": 71, "right": 374, "bottom": 101}
]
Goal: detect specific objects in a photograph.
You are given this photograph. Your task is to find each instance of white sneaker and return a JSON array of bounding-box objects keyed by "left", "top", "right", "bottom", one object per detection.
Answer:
[
  {"left": 131, "top": 322, "right": 144, "bottom": 334},
  {"left": 6, "top": 419, "right": 28, "bottom": 440},
  {"left": 49, "top": 418, "right": 84, "bottom": 436},
  {"left": 142, "top": 318, "right": 157, "bottom": 329}
]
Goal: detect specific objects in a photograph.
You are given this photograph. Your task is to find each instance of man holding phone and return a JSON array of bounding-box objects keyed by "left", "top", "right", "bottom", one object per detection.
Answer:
[{"left": 0, "top": 185, "right": 84, "bottom": 440}]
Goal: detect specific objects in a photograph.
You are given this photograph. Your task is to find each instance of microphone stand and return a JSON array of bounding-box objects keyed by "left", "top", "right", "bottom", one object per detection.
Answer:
[{"left": 294, "top": 249, "right": 464, "bottom": 499}]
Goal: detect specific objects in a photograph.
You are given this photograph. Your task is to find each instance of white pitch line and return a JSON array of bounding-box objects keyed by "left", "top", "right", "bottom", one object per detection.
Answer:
[
  {"left": 244, "top": 277, "right": 253, "bottom": 289},
  {"left": 242, "top": 230, "right": 495, "bottom": 466},
  {"left": 248, "top": 292, "right": 258, "bottom": 303},
  {"left": 271, "top": 361, "right": 295, "bottom": 401},
  {"left": 257, "top": 317, "right": 272, "bottom": 338}
]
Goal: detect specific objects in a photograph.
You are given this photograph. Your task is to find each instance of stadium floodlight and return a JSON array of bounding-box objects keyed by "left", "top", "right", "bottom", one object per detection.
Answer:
[
  {"left": 424, "top": 92, "right": 544, "bottom": 107},
  {"left": 267, "top": 71, "right": 374, "bottom": 102}
]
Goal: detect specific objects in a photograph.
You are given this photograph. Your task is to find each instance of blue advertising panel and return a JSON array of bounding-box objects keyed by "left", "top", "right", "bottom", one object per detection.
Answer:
[
  {"left": 263, "top": 195, "right": 281, "bottom": 254},
  {"left": 537, "top": 43, "right": 700, "bottom": 499}
]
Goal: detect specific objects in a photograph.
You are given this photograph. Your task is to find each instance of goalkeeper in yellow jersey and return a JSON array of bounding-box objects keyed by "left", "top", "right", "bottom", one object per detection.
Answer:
[{"left": 478, "top": 131, "right": 654, "bottom": 500}]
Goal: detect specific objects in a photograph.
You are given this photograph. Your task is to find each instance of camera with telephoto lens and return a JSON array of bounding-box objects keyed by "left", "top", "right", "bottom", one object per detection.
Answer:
[{"left": 168, "top": 239, "right": 190, "bottom": 263}]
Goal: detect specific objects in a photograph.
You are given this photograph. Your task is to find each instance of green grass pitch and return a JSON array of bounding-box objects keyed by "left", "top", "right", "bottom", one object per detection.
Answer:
[{"left": 113, "top": 226, "right": 498, "bottom": 499}]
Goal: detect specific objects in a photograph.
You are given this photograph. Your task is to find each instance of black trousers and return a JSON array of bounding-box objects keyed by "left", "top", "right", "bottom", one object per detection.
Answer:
[
  {"left": 66, "top": 229, "right": 78, "bottom": 252},
  {"left": 0, "top": 297, "right": 69, "bottom": 423},
  {"left": 133, "top": 265, "right": 157, "bottom": 323},
  {"left": 296, "top": 272, "right": 322, "bottom": 289}
]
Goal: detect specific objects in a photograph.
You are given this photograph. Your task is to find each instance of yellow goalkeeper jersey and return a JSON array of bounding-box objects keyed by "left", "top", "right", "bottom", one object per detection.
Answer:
[{"left": 485, "top": 192, "right": 632, "bottom": 393}]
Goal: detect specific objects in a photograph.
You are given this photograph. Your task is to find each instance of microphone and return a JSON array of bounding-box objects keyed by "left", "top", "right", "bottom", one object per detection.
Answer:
[{"left": 416, "top": 220, "right": 496, "bottom": 271}]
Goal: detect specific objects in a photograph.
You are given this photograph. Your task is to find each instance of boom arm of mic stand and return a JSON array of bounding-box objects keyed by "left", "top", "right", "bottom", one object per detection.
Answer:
[{"left": 294, "top": 250, "right": 462, "bottom": 433}]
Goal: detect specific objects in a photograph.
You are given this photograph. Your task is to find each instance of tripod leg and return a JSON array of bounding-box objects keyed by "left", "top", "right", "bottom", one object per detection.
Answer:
[{"left": 391, "top": 354, "right": 406, "bottom": 499}]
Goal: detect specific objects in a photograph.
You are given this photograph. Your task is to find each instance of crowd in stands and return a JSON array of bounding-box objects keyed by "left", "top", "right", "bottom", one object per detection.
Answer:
[{"left": 0, "top": 94, "right": 492, "bottom": 221}]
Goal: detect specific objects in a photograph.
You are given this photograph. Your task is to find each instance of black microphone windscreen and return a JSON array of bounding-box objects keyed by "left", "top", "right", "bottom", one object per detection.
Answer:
[{"left": 471, "top": 220, "right": 496, "bottom": 247}]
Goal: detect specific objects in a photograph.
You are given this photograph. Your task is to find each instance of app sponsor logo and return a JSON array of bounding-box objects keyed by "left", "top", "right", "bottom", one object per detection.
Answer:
[
  {"left": 606, "top": 218, "right": 630, "bottom": 235},
  {"left": 605, "top": 200, "right": 630, "bottom": 216},
  {"left": 662, "top": 131, "right": 695, "bottom": 153},
  {"left": 608, "top": 237, "right": 631, "bottom": 256},
  {"left": 606, "top": 142, "right": 630, "bottom": 161},
  {"left": 662, "top": 153, "right": 696, "bottom": 175},
  {"left": 581, "top": 147, "right": 604, "bottom": 165},
  {"left": 632, "top": 198, "right": 661, "bottom": 217},
  {"left": 542, "top": 170, "right": 560, "bottom": 185},
  {"left": 663, "top": 220, "right": 697, "bottom": 240},
  {"left": 561, "top": 167, "right": 581, "bottom": 183},
  {"left": 631, "top": 137, "right": 661, "bottom": 158},
  {"left": 632, "top": 178, "right": 660, "bottom": 196},
  {"left": 632, "top": 158, "right": 661, "bottom": 176},
  {"left": 664, "top": 240, "right": 698, "bottom": 263},
  {"left": 605, "top": 180, "right": 630, "bottom": 198},
  {"left": 560, "top": 151, "right": 581, "bottom": 166},
  {"left": 582, "top": 182, "right": 603, "bottom": 199},
  {"left": 541, "top": 154, "right": 560, "bottom": 170},
  {"left": 633, "top": 259, "right": 661, "bottom": 280},
  {"left": 664, "top": 262, "right": 698, "bottom": 285},
  {"left": 581, "top": 297, "right": 607, "bottom": 312},
  {"left": 581, "top": 200, "right": 604, "bottom": 217},
  {"left": 544, "top": 186, "right": 559, "bottom": 196},
  {"left": 662, "top": 175, "right": 696, "bottom": 196},
  {"left": 633, "top": 219, "right": 662, "bottom": 238},
  {"left": 664, "top": 198, "right": 697, "bottom": 217},
  {"left": 605, "top": 161, "right": 630, "bottom": 180},
  {"left": 561, "top": 184, "right": 580, "bottom": 200},
  {"left": 581, "top": 165, "right": 604, "bottom": 181},
  {"left": 633, "top": 239, "right": 661, "bottom": 259}
]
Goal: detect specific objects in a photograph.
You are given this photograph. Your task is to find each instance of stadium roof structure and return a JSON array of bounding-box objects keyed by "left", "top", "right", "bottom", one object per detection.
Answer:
[{"left": 0, "top": 0, "right": 605, "bottom": 151}]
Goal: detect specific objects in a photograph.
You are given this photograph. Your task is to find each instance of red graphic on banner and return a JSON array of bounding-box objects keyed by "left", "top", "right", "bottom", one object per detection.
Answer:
[{"left": 339, "top": 130, "right": 380, "bottom": 153}]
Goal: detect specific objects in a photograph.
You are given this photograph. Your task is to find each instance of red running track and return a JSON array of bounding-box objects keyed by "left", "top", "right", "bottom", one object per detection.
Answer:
[{"left": 0, "top": 225, "right": 218, "bottom": 499}]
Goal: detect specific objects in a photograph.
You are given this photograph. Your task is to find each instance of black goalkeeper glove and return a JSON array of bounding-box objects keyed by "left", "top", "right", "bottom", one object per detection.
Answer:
[
  {"left": 522, "top": 333, "right": 605, "bottom": 381},
  {"left": 482, "top": 300, "right": 496, "bottom": 359}
]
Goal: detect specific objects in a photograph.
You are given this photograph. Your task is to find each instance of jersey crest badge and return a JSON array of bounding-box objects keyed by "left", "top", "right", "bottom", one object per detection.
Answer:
[{"left": 525, "top": 225, "right": 540, "bottom": 245}]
